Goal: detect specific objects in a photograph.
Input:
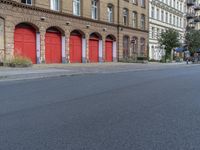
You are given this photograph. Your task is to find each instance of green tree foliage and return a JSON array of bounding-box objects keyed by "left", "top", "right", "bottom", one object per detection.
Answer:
[
  {"left": 158, "top": 29, "right": 180, "bottom": 61},
  {"left": 185, "top": 30, "right": 200, "bottom": 54}
]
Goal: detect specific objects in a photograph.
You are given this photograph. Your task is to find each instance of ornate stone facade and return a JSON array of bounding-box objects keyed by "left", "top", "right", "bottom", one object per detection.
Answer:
[
  {"left": 0, "top": 0, "right": 148, "bottom": 63},
  {"left": 149, "top": 0, "right": 186, "bottom": 60}
]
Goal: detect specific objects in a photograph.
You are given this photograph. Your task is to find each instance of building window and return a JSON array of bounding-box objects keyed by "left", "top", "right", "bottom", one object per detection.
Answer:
[
  {"left": 73, "top": 0, "right": 81, "bottom": 16},
  {"left": 165, "top": 12, "right": 168, "bottom": 23},
  {"left": 131, "top": 36, "right": 138, "bottom": 54},
  {"left": 91, "top": 0, "right": 98, "bottom": 20},
  {"left": 50, "top": 0, "right": 60, "bottom": 11},
  {"left": 132, "top": 0, "right": 138, "bottom": 5},
  {"left": 141, "top": 14, "right": 145, "bottom": 30},
  {"left": 123, "top": 36, "right": 130, "bottom": 58},
  {"left": 151, "top": 27, "right": 155, "bottom": 38},
  {"left": 161, "top": 11, "right": 164, "bottom": 22},
  {"left": 180, "top": 18, "right": 182, "bottom": 27},
  {"left": 170, "top": 14, "right": 172, "bottom": 24},
  {"left": 151, "top": 7, "right": 155, "bottom": 18},
  {"left": 140, "top": 38, "right": 145, "bottom": 55},
  {"left": 123, "top": 8, "right": 129, "bottom": 26},
  {"left": 140, "top": 0, "right": 145, "bottom": 7},
  {"left": 21, "top": 0, "right": 32, "bottom": 5},
  {"left": 132, "top": 12, "right": 137, "bottom": 28},
  {"left": 107, "top": 4, "right": 113, "bottom": 23},
  {"left": 173, "top": 15, "right": 175, "bottom": 25},
  {"left": 157, "top": 28, "right": 160, "bottom": 38},
  {"left": 156, "top": 8, "right": 160, "bottom": 20}
]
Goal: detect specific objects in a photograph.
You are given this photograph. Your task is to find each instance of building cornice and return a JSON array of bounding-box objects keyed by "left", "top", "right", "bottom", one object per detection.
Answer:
[
  {"left": 151, "top": 0, "right": 185, "bottom": 17},
  {"left": 0, "top": 0, "right": 149, "bottom": 33}
]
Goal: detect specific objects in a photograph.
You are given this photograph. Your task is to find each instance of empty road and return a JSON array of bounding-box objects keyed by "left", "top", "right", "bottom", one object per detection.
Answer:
[{"left": 0, "top": 65, "right": 200, "bottom": 150}]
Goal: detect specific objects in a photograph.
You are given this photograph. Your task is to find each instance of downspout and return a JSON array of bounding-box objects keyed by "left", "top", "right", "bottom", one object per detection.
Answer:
[{"left": 117, "top": 0, "right": 120, "bottom": 61}]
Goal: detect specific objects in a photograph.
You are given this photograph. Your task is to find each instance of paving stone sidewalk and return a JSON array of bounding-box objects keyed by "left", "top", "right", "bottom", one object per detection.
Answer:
[{"left": 0, "top": 62, "right": 192, "bottom": 81}]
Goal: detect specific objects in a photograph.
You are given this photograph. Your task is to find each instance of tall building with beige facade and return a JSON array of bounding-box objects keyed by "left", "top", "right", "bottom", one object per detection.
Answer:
[
  {"left": 149, "top": 0, "right": 186, "bottom": 60},
  {"left": 0, "top": 0, "right": 148, "bottom": 64}
]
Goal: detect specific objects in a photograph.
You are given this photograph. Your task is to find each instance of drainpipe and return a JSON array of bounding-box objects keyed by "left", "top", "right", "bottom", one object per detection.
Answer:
[{"left": 117, "top": 0, "right": 120, "bottom": 61}]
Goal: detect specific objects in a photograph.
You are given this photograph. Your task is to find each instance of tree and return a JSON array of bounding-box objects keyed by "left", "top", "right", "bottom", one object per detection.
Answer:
[
  {"left": 158, "top": 28, "right": 180, "bottom": 61},
  {"left": 185, "top": 30, "right": 200, "bottom": 55}
]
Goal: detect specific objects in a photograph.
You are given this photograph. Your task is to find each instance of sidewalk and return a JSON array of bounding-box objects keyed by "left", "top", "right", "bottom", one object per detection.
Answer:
[{"left": 0, "top": 62, "right": 192, "bottom": 82}]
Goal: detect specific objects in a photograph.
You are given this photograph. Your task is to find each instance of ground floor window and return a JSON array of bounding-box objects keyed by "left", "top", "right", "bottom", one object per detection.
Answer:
[
  {"left": 0, "top": 18, "right": 4, "bottom": 50},
  {"left": 123, "top": 36, "right": 129, "bottom": 58}
]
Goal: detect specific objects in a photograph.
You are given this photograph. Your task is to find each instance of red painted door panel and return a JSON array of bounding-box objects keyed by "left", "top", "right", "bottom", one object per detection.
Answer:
[
  {"left": 14, "top": 27, "right": 36, "bottom": 64},
  {"left": 105, "top": 41, "right": 113, "bottom": 62},
  {"left": 89, "top": 39, "right": 99, "bottom": 63},
  {"left": 45, "top": 32, "right": 62, "bottom": 64},
  {"left": 69, "top": 35, "right": 82, "bottom": 63}
]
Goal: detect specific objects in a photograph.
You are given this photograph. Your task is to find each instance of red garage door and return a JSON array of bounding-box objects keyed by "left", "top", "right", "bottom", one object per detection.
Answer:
[
  {"left": 45, "top": 31, "right": 62, "bottom": 64},
  {"left": 69, "top": 35, "right": 82, "bottom": 63},
  {"left": 89, "top": 39, "right": 99, "bottom": 63},
  {"left": 105, "top": 40, "right": 113, "bottom": 62},
  {"left": 14, "top": 25, "right": 36, "bottom": 64}
]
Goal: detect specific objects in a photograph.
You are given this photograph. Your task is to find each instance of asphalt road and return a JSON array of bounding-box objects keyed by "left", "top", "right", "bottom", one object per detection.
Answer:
[{"left": 0, "top": 65, "right": 200, "bottom": 150}]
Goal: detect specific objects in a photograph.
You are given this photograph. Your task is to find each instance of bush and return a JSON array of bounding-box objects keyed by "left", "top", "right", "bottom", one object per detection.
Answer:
[
  {"left": 119, "top": 56, "right": 148, "bottom": 63},
  {"left": 4, "top": 56, "right": 32, "bottom": 67}
]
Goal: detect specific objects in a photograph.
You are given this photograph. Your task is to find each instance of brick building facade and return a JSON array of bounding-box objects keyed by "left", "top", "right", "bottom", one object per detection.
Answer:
[{"left": 0, "top": 0, "right": 148, "bottom": 64}]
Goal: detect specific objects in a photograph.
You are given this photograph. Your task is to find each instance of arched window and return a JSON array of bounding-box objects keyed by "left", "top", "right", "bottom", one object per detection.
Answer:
[
  {"left": 0, "top": 18, "right": 4, "bottom": 50},
  {"left": 73, "top": 0, "right": 81, "bottom": 16},
  {"left": 107, "top": 4, "right": 114, "bottom": 23},
  {"left": 91, "top": 0, "right": 98, "bottom": 20},
  {"left": 123, "top": 36, "right": 129, "bottom": 58},
  {"left": 123, "top": 8, "right": 129, "bottom": 26}
]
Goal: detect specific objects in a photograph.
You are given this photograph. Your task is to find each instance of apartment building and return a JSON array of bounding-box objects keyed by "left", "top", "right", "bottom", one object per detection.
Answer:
[
  {"left": 186, "top": 0, "right": 200, "bottom": 30},
  {"left": 149, "top": 0, "right": 186, "bottom": 60},
  {"left": 0, "top": 0, "right": 148, "bottom": 64}
]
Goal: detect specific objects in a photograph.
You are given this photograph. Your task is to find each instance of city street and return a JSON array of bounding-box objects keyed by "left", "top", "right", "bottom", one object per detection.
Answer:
[{"left": 0, "top": 65, "right": 200, "bottom": 150}]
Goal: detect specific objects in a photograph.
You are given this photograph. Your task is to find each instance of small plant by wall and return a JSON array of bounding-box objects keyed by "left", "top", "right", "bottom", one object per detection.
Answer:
[{"left": 3, "top": 56, "right": 32, "bottom": 67}]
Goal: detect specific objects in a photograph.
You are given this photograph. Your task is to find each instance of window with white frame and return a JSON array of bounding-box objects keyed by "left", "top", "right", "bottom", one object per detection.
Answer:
[
  {"left": 151, "top": 6, "right": 155, "bottom": 18},
  {"left": 156, "top": 8, "right": 160, "bottom": 20},
  {"left": 50, "top": 0, "right": 60, "bottom": 11},
  {"left": 107, "top": 4, "right": 113, "bottom": 23},
  {"left": 21, "top": 0, "right": 32, "bottom": 5},
  {"left": 165, "top": 12, "right": 168, "bottom": 23},
  {"left": 73, "top": 0, "right": 81, "bottom": 16},
  {"left": 91, "top": 0, "right": 98, "bottom": 20}
]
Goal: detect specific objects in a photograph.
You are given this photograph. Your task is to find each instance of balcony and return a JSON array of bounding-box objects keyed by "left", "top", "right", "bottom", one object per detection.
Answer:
[
  {"left": 187, "top": 21, "right": 196, "bottom": 29},
  {"left": 194, "top": 16, "right": 200, "bottom": 22},
  {"left": 186, "top": 12, "right": 195, "bottom": 19},
  {"left": 194, "top": 4, "right": 200, "bottom": 10},
  {"left": 187, "top": 0, "right": 195, "bottom": 6}
]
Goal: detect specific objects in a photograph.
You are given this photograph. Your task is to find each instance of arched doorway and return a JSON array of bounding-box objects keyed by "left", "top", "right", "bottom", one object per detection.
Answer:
[
  {"left": 105, "top": 35, "right": 116, "bottom": 62},
  {"left": 89, "top": 33, "right": 101, "bottom": 63},
  {"left": 69, "top": 30, "right": 84, "bottom": 63},
  {"left": 14, "top": 23, "right": 37, "bottom": 64},
  {"left": 45, "top": 27, "right": 62, "bottom": 64}
]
